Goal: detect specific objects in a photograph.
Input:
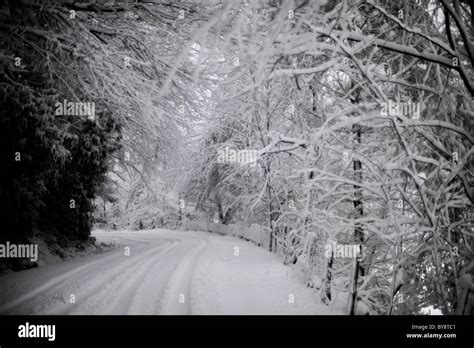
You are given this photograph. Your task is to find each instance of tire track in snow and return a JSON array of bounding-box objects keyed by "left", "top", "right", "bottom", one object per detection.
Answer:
[
  {"left": 66, "top": 239, "right": 180, "bottom": 314},
  {"left": 159, "top": 239, "right": 208, "bottom": 314},
  {"left": 0, "top": 238, "right": 177, "bottom": 314},
  {"left": 126, "top": 239, "right": 203, "bottom": 314}
]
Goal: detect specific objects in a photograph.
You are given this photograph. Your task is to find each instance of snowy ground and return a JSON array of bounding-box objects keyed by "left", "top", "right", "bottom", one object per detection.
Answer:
[{"left": 0, "top": 229, "right": 341, "bottom": 315}]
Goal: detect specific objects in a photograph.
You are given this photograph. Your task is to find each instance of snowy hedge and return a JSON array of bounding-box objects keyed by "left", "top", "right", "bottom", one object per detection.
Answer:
[{"left": 184, "top": 221, "right": 270, "bottom": 249}]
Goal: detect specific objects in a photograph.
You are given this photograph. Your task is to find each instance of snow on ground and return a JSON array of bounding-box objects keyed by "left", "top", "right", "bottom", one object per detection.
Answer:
[
  {"left": 420, "top": 306, "right": 443, "bottom": 315},
  {"left": 0, "top": 233, "right": 116, "bottom": 276},
  {"left": 191, "top": 234, "right": 340, "bottom": 314},
  {"left": 0, "top": 229, "right": 341, "bottom": 315}
]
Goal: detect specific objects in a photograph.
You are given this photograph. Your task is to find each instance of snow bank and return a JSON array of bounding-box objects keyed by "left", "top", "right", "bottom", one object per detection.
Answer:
[
  {"left": 190, "top": 234, "right": 342, "bottom": 314},
  {"left": 184, "top": 221, "right": 270, "bottom": 249}
]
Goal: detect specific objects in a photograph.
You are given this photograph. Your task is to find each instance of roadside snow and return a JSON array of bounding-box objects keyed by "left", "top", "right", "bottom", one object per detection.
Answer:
[{"left": 191, "top": 234, "right": 341, "bottom": 314}]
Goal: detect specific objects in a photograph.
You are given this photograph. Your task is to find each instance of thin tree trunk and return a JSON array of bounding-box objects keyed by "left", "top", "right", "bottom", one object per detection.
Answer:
[
  {"left": 265, "top": 162, "right": 275, "bottom": 252},
  {"left": 322, "top": 245, "right": 334, "bottom": 304},
  {"left": 349, "top": 122, "right": 365, "bottom": 315}
]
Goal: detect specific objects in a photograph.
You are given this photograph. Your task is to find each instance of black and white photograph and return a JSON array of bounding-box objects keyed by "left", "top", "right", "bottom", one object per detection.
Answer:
[{"left": 0, "top": 0, "right": 473, "bottom": 344}]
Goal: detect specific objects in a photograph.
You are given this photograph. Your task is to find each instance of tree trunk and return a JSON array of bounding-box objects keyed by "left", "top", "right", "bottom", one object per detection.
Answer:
[
  {"left": 265, "top": 163, "right": 275, "bottom": 252},
  {"left": 349, "top": 123, "right": 365, "bottom": 315},
  {"left": 322, "top": 245, "right": 334, "bottom": 304}
]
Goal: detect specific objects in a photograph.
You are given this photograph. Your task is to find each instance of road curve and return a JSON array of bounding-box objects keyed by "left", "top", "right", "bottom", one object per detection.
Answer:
[
  {"left": 0, "top": 230, "right": 208, "bottom": 315},
  {"left": 0, "top": 229, "right": 338, "bottom": 315}
]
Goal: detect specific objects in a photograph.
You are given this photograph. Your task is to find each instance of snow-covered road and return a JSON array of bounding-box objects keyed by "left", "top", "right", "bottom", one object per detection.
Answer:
[{"left": 0, "top": 229, "right": 338, "bottom": 315}]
